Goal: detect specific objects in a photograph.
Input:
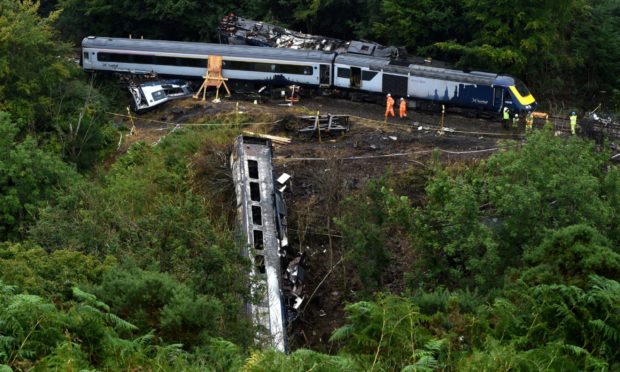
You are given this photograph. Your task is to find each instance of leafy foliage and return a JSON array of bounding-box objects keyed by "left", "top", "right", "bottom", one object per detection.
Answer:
[
  {"left": 335, "top": 181, "right": 400, "bottom": 291},
  {"left": 0, "top": 112, "right": 80, "bottom": 240},
  {"left": 2, "top": 1, "right": 620, "bottom": 369},
  {"left": 29, "top": 130, "right": 252, "bottom": 347},
  {"left": 0, "top": 243, "right": 115, "bottom": 300},
  {"left": 330, "top": 295, "right": 444, "bottom": 371},
  {"left": 521, "top": 225, "right": 620, "bottom": 287}
]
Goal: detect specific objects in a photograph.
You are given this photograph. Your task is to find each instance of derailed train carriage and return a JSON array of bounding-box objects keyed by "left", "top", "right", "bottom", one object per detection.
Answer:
[
  {"left": 230, "top": 136, "right": 289, "bottom": 352},
  {"left": 82, "top": 36, "right": 537, "bottom": 115}
]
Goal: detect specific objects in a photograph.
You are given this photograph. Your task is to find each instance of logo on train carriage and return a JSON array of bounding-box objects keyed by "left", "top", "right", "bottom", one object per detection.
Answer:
[{"left": 472, "top": 98, "right": 489, "bottom": 105}]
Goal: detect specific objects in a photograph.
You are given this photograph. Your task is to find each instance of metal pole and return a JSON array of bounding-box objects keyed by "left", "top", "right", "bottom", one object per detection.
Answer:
[
  {"left": 316, "top": 111, "right": 321, "bottom": 143},
  {"left": 439, "top": 105, "right": 445, "bottom": 135},
  {"left": 236, "top": 101, "right": 239, "bottom": 129}
]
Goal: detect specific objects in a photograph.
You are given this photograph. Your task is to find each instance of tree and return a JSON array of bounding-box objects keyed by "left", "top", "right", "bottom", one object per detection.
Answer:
[
  {"left": 372, "top": 0, "right": 467, "bottom": 53},
  {"left": 570, "top": 0, "right": 620, "bottom": 106},
  {"left": 0, "top": 243, "right": 116, "bottom": 300},
  {"left": 0, "top": 112, "right": 79, "bottom": 240},
  {"left": 336, "top": 181, "right": 414, "bottom": 292},
  {"left": 484, "top": 133, "right": 611, "bottom": 262},
  {"left": 434, "top": 0, "right": 585, "bottom": 83},
  {"left": 56, "top": 0, "right": 260, "bottom": 42},
  {"left": 521, "top": 225, "right": 620, "bottom": 287},
  {"left": 0, "top": 0, "right": 72, "bottom": 126}
]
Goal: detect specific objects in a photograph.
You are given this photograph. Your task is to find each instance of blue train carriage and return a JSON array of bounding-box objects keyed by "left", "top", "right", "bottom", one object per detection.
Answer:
[
  {"left": 81, "top": 36, "right": 334, "bottom": 90},
  {"left": 333, "top": 53, "right": 537, "bottom": 114}
]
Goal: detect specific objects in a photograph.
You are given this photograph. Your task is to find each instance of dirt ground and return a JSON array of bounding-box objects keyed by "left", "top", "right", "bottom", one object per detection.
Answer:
[{"left": 110, "top": 94, "right": 522, "bottom": 351}]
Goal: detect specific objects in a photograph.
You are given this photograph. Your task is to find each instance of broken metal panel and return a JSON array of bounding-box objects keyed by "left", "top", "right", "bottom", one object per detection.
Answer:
[
  {"left": 218, "top": 14, "right": 402, "bottom": 59},
  {"left": 231, "top": 136, "right": 287, "bottom": 352},
  {"left": 128, "top": 78, "right": 192, "bottom": 113},
  {"left": 218, "top": 14, "right": 350, "bottom": 53},
  {"left": 283, "top": 254, "right": 305, "bottom": 317},
  {"left": 347, "top": 40, "right": 403, "bottom": 59}
]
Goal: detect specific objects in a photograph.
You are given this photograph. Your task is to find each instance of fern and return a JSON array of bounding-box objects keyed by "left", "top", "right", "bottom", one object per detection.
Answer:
[
  {"left": 402, "top": 354, "right": 438, "bottom": 372},
  {"left": 329, "top": 325, "right": 354, "bottom": 343},
  {"left": 422, "top": 339, "right": 444, "bottom": 352},
  {"left": 105, "top": 313, "right": 138, "bottom": 332},
  {"left": 589, "top": 319, "right": 620, "bottom": 343},
  {"left": 72, "top": 287, "right": 110, "bottom": 312}
]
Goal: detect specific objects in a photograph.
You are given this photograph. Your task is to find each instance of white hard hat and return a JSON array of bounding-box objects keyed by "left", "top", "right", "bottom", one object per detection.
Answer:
[
  {"left": 387, "top": 93, "right": 391, "bottom": 97},
  {"left": 400, "top": 98, "right": 404, "bottom": 101}
]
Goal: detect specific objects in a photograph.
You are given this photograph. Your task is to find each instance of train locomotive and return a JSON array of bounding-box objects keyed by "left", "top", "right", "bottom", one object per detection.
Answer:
[{"left": 81, "top": 36, "right": 537, "bottom": 114}]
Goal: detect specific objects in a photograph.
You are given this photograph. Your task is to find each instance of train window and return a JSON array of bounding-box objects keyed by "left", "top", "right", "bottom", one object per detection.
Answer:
[
  {"left": 223, "top": 60, "right": 312, "bottom": 75},
  {"left": 248, "top": 160, "right": 259, "bottom": 179},
  {"left": 279, "top": 64, "right": 313, "bottom": 75},
  {"left": 83, "top": 52, "right": 89, "bottom": 60},
  {"left": 514, "top": 80, "right": 531, "bottom": 97},
  {"left": 179, "top": 58, "right": 207, "bottom": 68},
  {"left": 255, "top": 255, "right": 266, "bottom": 274},
  {"left": 133, "top": 55, "right": 153, "bottom": 64},
  {"left": 337, "top": 68, "right": 350, "bottom": 78},
  {"left": 97, "top": 52, "right": 110, "bottom": 62},
  {"left": 362, "top": 70, "right": 378, "bottom": 81},
  {"left": 113, "top": 54, "right": 130, "bottom": 63},
  {"left": 250, "top": 182, "right": 260, "bottom": 202},
  {"left": 97, "top": 52, "right": 131, "bottom": 63},
  {"left": 153, "top": 56, "right": 177, "bottom": 66},
  {"left": 151, "top": 90, "right": 166, "bottom": 102},
  {"left": 253, "top": 230, "right": 264, "bottom": 250},
  {"left": 252, "top": 206, "right": 262, "bottom": 226}
]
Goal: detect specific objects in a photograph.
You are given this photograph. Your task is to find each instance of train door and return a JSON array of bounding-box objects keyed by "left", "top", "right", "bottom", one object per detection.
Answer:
[
  {"left": 493, "top": 86, "right": 503, "bottom": 111},
  {"left": 350, "top": 67, "right": 361, "bottom": 88},
  {"left": 320, "top": 64, "right": 330, "bottom": 86}
]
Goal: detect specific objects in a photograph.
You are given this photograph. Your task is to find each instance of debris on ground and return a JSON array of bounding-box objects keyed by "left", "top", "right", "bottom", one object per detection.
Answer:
[
  {"left": 297, "top": 114, "right": 350, "bottom": 137},
  {"left": 243, "top": 130, "right": 292, "bottom": 145}
]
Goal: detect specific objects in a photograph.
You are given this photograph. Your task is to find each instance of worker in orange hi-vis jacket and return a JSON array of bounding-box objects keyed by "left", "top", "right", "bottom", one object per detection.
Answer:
[
  {"left": 399, "top": 98, "right": 407, "bottom": 118},
  {"left": 385, "top": 93, "right": 395, "bottom": 117}
]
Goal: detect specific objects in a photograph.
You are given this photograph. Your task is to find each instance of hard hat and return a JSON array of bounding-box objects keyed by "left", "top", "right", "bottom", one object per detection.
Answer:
[
  {"left": 515, "top": 114, "right": 519, "bottom": 117},
  {"left": 571, "top": 111, "right": 576, "bottom": 115},
  {"left": 400, "top": 98, "right": 404, "bottom": 101},
  {"left": 387, "top": 93, "right": 391, "bottom": 97}
]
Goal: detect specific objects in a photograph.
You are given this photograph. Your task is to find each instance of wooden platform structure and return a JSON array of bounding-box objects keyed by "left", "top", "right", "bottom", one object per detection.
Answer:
[{"left": 193, "top": 55, "right": 231, "bottom": 102}]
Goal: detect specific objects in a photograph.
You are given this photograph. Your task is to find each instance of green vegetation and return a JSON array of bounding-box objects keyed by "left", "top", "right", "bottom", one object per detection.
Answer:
[
  {"left": 330, "top": 132, "right": 620, "bottom": 370},
  {"left": 1, "top": 1, "right": 620, "bottom": 370}
]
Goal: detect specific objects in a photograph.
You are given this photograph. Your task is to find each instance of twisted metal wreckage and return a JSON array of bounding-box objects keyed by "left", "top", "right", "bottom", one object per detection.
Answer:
[
  {"left": 230, "top": 135, "right": 304, "bottom": 352},
  {"left": 217, "top": 13, "right": 403, "bottom": 59}
]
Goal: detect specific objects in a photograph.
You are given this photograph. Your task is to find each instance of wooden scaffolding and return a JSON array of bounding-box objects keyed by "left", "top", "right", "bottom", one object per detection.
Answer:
[{"left": 193, "top": 55, "right": 231, "bottom": 102}]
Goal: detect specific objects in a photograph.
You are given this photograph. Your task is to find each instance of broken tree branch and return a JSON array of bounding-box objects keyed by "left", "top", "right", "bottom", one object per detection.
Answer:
[{"left": 301, "top": 256, "right": 344, "bottom": 314}]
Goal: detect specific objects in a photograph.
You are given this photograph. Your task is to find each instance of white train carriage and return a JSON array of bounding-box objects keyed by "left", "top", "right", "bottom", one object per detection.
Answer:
[
  {"left": 82, "top": 36, "right": 334, "bottom": 87},
  {"left": 230, "top": 136, "right": 288, "bottom": 352}
]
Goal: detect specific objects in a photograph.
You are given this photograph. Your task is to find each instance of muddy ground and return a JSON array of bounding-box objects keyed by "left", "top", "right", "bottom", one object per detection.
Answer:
[{"left": 111, "top": 94, "right": 525, "bottom": 352}]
